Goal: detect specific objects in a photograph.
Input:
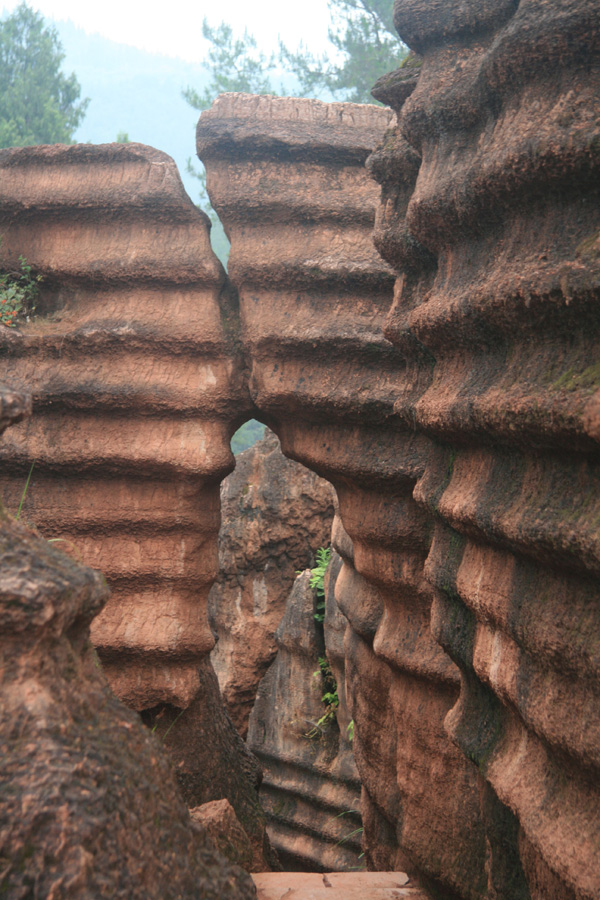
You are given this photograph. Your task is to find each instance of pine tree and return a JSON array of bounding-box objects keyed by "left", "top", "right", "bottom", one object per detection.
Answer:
[
  {"left": 280, "top": 0, "right": 406, "bottom": 104},
  {"left": 0, "top": 3, "right": 88, "bottom": 148}
]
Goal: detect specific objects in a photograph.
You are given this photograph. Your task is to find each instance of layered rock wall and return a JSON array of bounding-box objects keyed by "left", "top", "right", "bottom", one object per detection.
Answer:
[
  {"left": 0, "top": 143, "right": 271, "bottom": 867},
  {"left": 247, "top": 566, "right": 362, "bottom": 873},
  {"left": 197, "top": 94, "right": 489, "bottom": 897},
  {"left": 2, "top": 20, "right": 598, "bottom": 891},
  {"left": 0, "top": 380, "right": 255, "bottom": 900},
  {"left": 198, "top": 46, "right": 600, "bottom": 892},
  {"left": 374, "top": 2, "right": 600, "bottom": 898},
  {"left": 0, "top": 142, "right": 246, "bottom": 708},
  {"left": 209, "top": 427, "right": 335, "bottom": 736}
]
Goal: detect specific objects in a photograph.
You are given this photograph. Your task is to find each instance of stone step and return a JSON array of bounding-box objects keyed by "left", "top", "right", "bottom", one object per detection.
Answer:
[{"left": 252, "top": 872, "right": 430, "bottom": 900}]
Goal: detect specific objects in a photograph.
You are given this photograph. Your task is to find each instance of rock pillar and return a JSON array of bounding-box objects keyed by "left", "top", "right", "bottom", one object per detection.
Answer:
[
  {"left": 0, "top": 143, "right": 270, "bottom": 865},
  {"left": 197, "top": 94, "right": 488, "bottom": 897},
  {"left": 372, "top": 1, "right": 600, "bottom": 897},
  {"left": 247, "top": 566, "right": 362, "bottom": 872},
  {"left": 209, "top": 427, "right": 335, "bottom": 737}
]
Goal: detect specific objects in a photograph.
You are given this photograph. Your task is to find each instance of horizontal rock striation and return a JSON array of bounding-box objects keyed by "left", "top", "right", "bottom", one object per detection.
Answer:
[
  {"left": 247, "top": 568, "right": 362, "bottom": 873},
  {"left": 0, "top": 142, "right": 247, "bottom": 708},
  {"left": 0, "top": 380, "right": 255, "bottom": 900},
  {"left": 0, "top": 142, "right": 271, "bottom": 865},
  {"left": 209, "top": 427, "right": 335, "bottom": 737},
  {"left": 196, "top": 95, "right": 399, "bottom": 435},
  {"left": 197, "top": 94, "right": 488, "bottom": 896},
  {"left": 374, "top": 1, "right": 600, "bottom": 898}
]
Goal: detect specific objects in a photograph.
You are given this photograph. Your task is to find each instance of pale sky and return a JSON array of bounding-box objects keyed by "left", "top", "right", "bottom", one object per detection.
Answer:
[{"left": 0, "top": 0, "right": 333, "bottom": 61}]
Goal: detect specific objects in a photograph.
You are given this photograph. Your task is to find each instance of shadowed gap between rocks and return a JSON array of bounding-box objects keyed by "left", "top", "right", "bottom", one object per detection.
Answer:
[{"left": 208, "top": 424, "right": 364, "bottom": 872}]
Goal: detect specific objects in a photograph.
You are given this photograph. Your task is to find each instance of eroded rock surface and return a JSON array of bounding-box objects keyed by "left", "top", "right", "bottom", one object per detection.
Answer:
[
  {"left": 190, "top": 799, "right": 256, "bottom": 873},
  {"left": 1, "top": 21, "right": 597, "bottom": 892},
  {"left": 0, "top": 382, "right": 30, "bottom": 435},
  {"left": 370, "top": 1, "right": 600, "bottom": 898},
  {"left": 247, "top": 569, "right": 362, "bottom": 873},
  {"left": 0, "top": 382, "right": 255, "bottom": 900},
  {"left": 197, "top": 93, "right": 487, "bottom": 896},
  {"left": 209, "top": 427, "right": 335, "bottom": 736},
  {"left": 0, "top": 142, "right": 271, "bottom": 869},
  {"left": 0, "top": 142, "right": 246, "bottom": 709}
]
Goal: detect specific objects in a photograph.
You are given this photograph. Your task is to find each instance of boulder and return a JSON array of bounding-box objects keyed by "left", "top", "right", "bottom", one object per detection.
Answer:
[{"left": 190, "top": 799, "right": 256, "bottom": 872}]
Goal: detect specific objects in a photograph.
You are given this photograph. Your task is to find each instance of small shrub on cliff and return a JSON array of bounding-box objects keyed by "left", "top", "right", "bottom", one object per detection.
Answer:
[
  {"left": 305, "top": 655, "right": 339, "bottom": 739},
  {"left": 0, "top": 254, "right": 42, "bottom": 327},
  {"left": 310, "top": 546, "right": 331, "bottom": 623}
]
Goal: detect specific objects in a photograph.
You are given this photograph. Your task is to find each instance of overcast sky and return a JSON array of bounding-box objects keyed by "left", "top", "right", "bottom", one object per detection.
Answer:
[{"left": 0, "top": 0, "right": 333, "bottom": 61}]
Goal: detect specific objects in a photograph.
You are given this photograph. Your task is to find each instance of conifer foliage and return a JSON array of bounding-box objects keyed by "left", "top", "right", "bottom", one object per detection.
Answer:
[
  {"left": 281, "top": 0, "right": 406, "bottom": 104},
  {"left": 0, "top": 3, "right": 88, "bottom": 148}
]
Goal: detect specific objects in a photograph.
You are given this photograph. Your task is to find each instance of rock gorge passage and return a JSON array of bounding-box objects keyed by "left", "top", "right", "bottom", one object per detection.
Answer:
[
  {"left": 209, "top": 427, "right": 335, "bottom": 738},
  {"left": 209, "top": 431, "right": 364, "bottom": 872},
  {"left": 0, "top": 0, "right": 598, "bottom": 898}
]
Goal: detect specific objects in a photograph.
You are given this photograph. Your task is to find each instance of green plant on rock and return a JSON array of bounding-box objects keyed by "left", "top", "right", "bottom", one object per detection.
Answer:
[
  {"left": 0, "top": 252, "right": 42, "bottom": 327},
  {"left": 15, "top": 461, "right": 34, "bottom": 520},
  {"left": 305, "top": 655, "right": 339, "bottom": 740},
  {"left": 310, "top": 545, "right": 331, "bottom": 623}
]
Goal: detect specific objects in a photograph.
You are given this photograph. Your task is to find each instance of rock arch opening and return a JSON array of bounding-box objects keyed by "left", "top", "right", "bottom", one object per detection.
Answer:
[{"left": 209, "top": 425, "right": 363, "bottom": 872}]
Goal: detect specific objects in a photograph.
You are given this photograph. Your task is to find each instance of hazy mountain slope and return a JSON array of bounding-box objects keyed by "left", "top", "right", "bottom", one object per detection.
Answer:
[{"left": 55, "top": 19, "right": 208, "bottom": 201}]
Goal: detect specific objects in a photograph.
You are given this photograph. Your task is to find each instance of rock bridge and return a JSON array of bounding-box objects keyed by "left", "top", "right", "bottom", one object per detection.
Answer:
[{"left": 0, "top": 1, "right": 599, "bottom": 897}]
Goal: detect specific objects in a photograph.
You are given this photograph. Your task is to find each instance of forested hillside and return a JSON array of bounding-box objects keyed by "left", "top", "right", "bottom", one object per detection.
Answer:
[{"left": 55, "top": 19, "right": 209, "bottom": 201}]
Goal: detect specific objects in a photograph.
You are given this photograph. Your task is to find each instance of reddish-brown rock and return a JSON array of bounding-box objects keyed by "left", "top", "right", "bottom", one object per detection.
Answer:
[
  {"left": 247, "top": 569, "right": 362, "bottom": 873},
  {"left": 0, "top": 142, "right": 271, "bottom": 868},
  {"left": 0, "top": 142, "right": 247, "bottom": 709},
  {"left": 209, "top": 427, "right": 335, "bottom": 736},
  {"left": 197, "top": 94, "right": 487, "bottom": 897},
  {"left": 148, "top": 655, "right": 276, "bottom": 872},
  {"left": 0, "top": 382, "right": 30, "bottom": 436},
  {"left": 322, "top": 549, "right": 357, "bottom": 800},
  {"left": 370, "top": 1, "right": 600, "bottom": 898},
  {"left": 190, "top": 799, "right": 256, "bottom": 872},
  {"left": 2, "top": 21, "right": 597, "bottom": 893},
  {"left": 0, "top": 382, "right": 255, "bottom": 900}
]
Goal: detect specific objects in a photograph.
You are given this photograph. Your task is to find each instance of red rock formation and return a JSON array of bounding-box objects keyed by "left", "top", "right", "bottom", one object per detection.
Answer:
[
  {"left": 190, "top": 799, "right": 256, "bottom": 872},
  {"left": 0, "top": 381, "right": 30, "bottom": 437},
  {"left": 197, "top": 94, "right": 488, "bottom": 897},
  {"left": 209, "top": 427, "right": 335, "bottom": 736},
  {"left": 247, "top": 569, "right": 362, "bottom": 873},
  {"left": 0, "top": 142, "right": 271, "bottom": 866},
  {"left": 0, "top": 381, "right": 255, "bottom": 900},
  {"left": 370, "top": 1, "right": 600, "bottom": 898},
  {"left": 0, "top": 142, "right": 246, "bottom": 706},
  {"left": 322, "top": 549, "right": 357, "bottom": 806},
  {"left": 1, "top": 24, "right": 596, "bottom": 891}
]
